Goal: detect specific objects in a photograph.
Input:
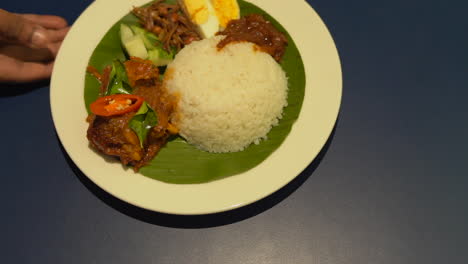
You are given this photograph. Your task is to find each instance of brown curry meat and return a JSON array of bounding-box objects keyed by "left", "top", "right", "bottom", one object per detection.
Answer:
[
  {"left": 216, "top": 14, "right": 288, "bottom": 62},
  {"left": 86, "top": 58, "right": 177, "bottom": 171},
  {"left": 87, "top": 112, "right": 143, "bottom": 166}
]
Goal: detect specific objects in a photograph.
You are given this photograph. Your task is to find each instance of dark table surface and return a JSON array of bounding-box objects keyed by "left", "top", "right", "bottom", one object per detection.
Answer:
[{"left": 2, "top": 0, "right": 468, "bottom": 263}]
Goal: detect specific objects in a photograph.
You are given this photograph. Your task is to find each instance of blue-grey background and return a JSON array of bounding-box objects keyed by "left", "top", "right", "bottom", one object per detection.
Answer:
[{"left": 1, "top": 0, "right": 467, "bottom": 263}]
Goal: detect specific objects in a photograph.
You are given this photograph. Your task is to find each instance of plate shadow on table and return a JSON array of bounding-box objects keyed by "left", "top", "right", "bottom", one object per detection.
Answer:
[
  {"left": 0, "top": 80, "right": 50, "bottom": 97},
  {"left": 62, "top": 119, "right": 339, "bottom": 229}
]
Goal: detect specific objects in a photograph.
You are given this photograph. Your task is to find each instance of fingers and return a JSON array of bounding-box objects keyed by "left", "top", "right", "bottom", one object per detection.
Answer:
[
  {"left": 21, "top": 14, "right": 68, "bottom": 29},
  {"left": 0, "top": 10, "right": 68, "bottom": 82},
  {"left": 47, "top": 26, "right": 70, "bottom": 43},
  {"left": 0, "top": 45, "right": 53, "bottom": 62},
  {"left": 0, "top": 54, "right": 53, "bottom": 82},
  {"left": 0, "top": 9, "right": 69, "bottom": 50},
  {"left": 0, "top": 9, "right": 48, "bottom": 49},
  {"left": 46, "top": 41, "right": 62, "bottom": 57},
  {"left": 0, "top": 26, "right": 67, "bottom": 62}
]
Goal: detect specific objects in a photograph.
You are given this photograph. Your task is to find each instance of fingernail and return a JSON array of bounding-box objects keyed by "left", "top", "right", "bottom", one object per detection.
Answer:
[{"left": 31, "top": 27, "right": 48, "bottom": 48}]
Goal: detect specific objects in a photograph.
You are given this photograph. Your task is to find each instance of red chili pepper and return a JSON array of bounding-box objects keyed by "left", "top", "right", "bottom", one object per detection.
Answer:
[{"left": 90, "top": 94, "right": 144, "bottom": 117}]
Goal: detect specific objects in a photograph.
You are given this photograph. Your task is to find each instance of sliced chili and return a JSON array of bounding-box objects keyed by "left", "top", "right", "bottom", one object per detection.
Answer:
[{"left": 90, "top": 94, "right": 144, "bottom": 117}]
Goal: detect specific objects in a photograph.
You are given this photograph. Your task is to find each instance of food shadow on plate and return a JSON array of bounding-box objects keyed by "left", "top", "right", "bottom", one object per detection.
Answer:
[
  {"left": 0, "top": 80, "right": 50, "bottom": 97},
  {"left": 62, "top": 120, "right": 338, "bottom": 228}
]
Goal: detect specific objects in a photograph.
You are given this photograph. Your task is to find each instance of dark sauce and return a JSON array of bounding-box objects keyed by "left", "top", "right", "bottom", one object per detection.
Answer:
[{"left": 216, "top": 14, "right": 288, "bottom": 62}]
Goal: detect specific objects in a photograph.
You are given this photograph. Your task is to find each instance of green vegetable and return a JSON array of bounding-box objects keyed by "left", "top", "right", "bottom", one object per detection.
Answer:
[
  {"left": 120, "top": 23, "right": 134, "bottom": 43},
  {"left": 120, "top": 23, "right": 174, "bottom": 66},
  {"left": 129, "top": 102, "right": 158, "bottom": 147},
  {"left": 88, "top": 58, "right": 156, "bottom": 147},
  {"left": 107, "top": 60, "right": 132, "bottom": 95},
  {"left": 123, "top": 35, "right": 148, "bottom": 59},
  {"left": 129, "top": 25, "right": 160, "bottom": 49},
  {"left": 147, "top": 49, "right": 174, "bottom": 67},
  {"left": 121, "top": 23, "right": 148, "bottom": 59}
]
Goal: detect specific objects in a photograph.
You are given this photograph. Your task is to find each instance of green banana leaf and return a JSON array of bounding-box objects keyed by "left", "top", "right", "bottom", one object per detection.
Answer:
[{"left": 84, "top": 0, "right": 305, "bottom": 184}]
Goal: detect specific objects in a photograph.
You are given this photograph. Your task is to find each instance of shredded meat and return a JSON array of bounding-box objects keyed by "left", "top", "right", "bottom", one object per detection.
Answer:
[
  {"left": 86, "top": 58, "right": 177, "bottom": 171},
  {"left": 216, "top": 14, "right": 288, "bottom": 62},
  {"left": 132, "top": 0, "right": 201, "bottom": 52}
]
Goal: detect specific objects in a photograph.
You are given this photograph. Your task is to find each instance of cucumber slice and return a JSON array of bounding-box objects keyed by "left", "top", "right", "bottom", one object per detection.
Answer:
[
  {"left": 120, "top": 24, "right": 134, "bottom": 43},
  {"left": 123, "top": 35, "right": 148, "bottom": 59},
  {"left": 130, "top": 25, "right": 147, "bottom": 36},
  {"left": 147, "top": 49, "right": 159, "bottom": 61},
  {"left": 159, "top": 48, "right": 173, "bottom": 60},
  {"left": 148, "top": 49, "right": 173, "bottom": 66},
  {"left": 144, "top": 33, "right": 161, "bottom": 49},
  {"left": 130, "top": 25, "right": 156, "bottom": 50},
  {"left": 121, "top": 24, "right": 173, "bottom": 65},
  {"left": 121, "top": 23, "right": 148, "bottom": 59}
]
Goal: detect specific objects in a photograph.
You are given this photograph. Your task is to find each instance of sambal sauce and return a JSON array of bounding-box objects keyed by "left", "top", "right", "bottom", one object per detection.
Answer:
[
  {"left": 216, "top": 14, "right": 288, "bottom": 62},
  {"left": 86, "top": 58, "right": 178, "bottom": 171}
]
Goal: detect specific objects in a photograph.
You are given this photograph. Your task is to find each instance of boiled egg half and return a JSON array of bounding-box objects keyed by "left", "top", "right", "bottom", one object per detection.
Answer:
[{"left": 178, "top": 0, "right": 240, "bottom": 38}]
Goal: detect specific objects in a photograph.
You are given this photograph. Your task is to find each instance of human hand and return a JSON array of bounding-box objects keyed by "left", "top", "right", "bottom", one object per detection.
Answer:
[{"left": 0, "top": 9, "right": 70, "bottom": 83}]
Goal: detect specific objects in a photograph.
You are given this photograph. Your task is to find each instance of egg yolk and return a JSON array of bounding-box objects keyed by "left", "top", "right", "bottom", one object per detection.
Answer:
[
  {"left": 184, "top": 0, "right": 209, "bottom": 24},
  {"left": 212, "top": 0, "right": 240, "bottom": 28}
]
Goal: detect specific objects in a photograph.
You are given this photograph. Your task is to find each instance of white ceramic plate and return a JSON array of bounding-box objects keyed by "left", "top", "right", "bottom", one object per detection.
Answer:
[{"left": 50, "top": 0, "right": 342, "bottom": 215}]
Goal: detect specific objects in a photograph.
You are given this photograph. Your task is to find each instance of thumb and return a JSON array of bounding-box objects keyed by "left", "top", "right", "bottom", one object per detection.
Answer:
[{"left": 0, "top": 9, "right": 49, "bottom": 49}]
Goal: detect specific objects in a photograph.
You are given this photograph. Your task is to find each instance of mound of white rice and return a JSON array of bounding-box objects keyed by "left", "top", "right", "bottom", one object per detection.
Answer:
[{"left": 164, "top": 35, "right": 288, "bottom": 153}]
